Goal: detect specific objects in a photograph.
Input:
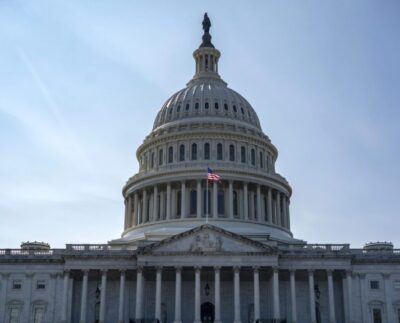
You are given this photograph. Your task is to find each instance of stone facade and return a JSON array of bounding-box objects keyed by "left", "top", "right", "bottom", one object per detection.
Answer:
[{"left": 1, "top": 15, "right": 399, "bottom": 323}]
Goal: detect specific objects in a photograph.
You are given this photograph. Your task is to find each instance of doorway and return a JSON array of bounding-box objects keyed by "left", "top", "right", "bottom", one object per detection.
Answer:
[{"left": 201, "top": 302, "right": 214, "bottom": 323}]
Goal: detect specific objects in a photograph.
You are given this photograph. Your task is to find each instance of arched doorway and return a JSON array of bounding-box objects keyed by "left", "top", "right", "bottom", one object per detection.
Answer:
[{"left": 201, "top": 302, "right": 214, "bottom": 323}]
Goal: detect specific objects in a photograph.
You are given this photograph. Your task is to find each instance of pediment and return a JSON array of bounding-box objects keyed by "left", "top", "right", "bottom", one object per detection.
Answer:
[{"left": 139, "top": 224, "right": 276, "bottom": 255}]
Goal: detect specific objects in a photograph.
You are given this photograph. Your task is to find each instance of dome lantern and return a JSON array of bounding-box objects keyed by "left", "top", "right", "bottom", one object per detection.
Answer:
[{"left": 192, "top": 13, "right": 222, "bottom": 83}]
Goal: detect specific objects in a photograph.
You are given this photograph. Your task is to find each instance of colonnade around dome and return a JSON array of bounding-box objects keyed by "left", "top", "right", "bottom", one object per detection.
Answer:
[{"left": 123, "top": 178, "right": 291, "bottom": 233}]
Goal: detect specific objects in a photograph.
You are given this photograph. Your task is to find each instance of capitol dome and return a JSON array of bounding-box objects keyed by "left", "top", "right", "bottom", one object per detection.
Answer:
[{"left": 116, "top": 14, "right": 296, "bottom": 246}]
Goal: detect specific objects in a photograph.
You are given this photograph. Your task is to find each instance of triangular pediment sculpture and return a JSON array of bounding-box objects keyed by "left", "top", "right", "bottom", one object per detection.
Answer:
[{"left": 139, "top": 224, "right": 277, "bottom": 255}]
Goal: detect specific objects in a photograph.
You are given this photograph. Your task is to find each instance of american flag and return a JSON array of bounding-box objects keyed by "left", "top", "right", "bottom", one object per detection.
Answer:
[{"left": 207, "top": 168, "right": 221, "bottom": 181}]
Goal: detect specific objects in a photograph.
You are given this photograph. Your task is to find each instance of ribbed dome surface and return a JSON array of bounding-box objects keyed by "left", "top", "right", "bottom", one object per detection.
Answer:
[{"left": 153, "top": 79, "right": 262, "bottom": 131}]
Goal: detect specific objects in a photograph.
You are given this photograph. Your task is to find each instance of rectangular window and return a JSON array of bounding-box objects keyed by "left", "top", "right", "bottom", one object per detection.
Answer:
[
  {"left": 394, "top": 280, "right": 400, "bottom": 290},
  {"left": 373, "top": 308, "right": 382, "bottom": 323},
  {"left": 370, "top": 280, "right": 380, "bottom": 290},
  {"left": 9, "top": 308, "right": 20, "bottom": 323},
  {"left": 36, "top": 280, "right": 46, "bottom": 290},
  {"left": 12, "top": 280, "right": 22, "bottom": 290},
  {"left": 33, "top": 308, "right": 44, "bottom": 323}
]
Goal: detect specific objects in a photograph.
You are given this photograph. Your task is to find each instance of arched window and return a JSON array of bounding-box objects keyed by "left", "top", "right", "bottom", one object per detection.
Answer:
[
  {"left": 169, "top": 107, "right": 173, "bottom": 114},
  {"left": 179, "top": 144, "right": 185, "bottom": 161},
  {"left": 203, "top": 189, "right": 211, "bottom": 215},
  {"left": 224, "top": 103, "right": 229, "bottom": 111},
  {"left": 233, "top": 105, "right": 237, "bottom": 113},
  {"left": 168, "top": 146, "right": 173, "bottom": 163},
  {"left": 177, "top": 105, "right": 181, "bottom": 112},
  {"left": 185, "top": 103, "right": 190, "bottom": 110},
  {"left": 241, "top": 146, "right": 246, "bottom": 163},
  {"left": 259, "top": 152, "right": 264, "bottom": 168},
  {"left": 217, "top": 143, "right": 223, "bottom": 160},
  {"left": 190, "top": 190, "right": 197, "bottom": 215},
  {"left": 191, "top": 143, "right": 197, "bottom": 160},
  {"left": 229, "top": 144, "right": 235, "bottom": 161},
  {"left": 214, "top": 102, "right": 219, "bottom": 110},
  {"left": 195, "top": 102, "right": 199, "bottom": 110},
  {"left": 251, "top": 149, "right": 255, "bottom": 166},
  {"left": 218, "top": 190, "right": 225, "bottom": 215},
  {"left": 241, "top": 107, "right": 245, "bottom": 115},
  {"left": 176, "top": 191, "right": 181, "bottom": 217},
  {"left": 205, "top": 102, "right": 209, "bottom": 109},
  {"left": 151, "top": 152, "right": 155, "bottom": 168},
  {"left": 233, "top": 191, "right": 238, "bottom": 217},
  {"left": 204, "top": 143, "right": 210, "bottom": 160},
  {"left": 159, "top": 149, "right": 163, "bottom": 165}
]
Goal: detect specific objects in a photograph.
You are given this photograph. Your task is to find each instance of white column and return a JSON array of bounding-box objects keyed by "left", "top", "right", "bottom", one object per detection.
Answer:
[
  {"left": 181, "top": 181, "right": 186, "bottom": 218},
  {"left": 166, "top": 183, "right": 172, "bottom": 220},
  {"left": 346, "top": 271, "right": 354, "bottom": 323},
  {"left": 118, "top": 270, "right": 126, "bottom": 323},
  {"left": 327, "top": 270, "right": 336, "bottom": 323},
  {"left": 155, "top": 267, "right": 162, "bottom": 321},
  {"left": 286, "top": 198, "right": 291, "bottom": 229},
  {"left": 243, "top": 182, "right": 248, "bottom": 220},
  {"left": 267, "top": 188, "right": 272, "bottom": 223},
  {"left": 276, "top": 192, "right": 282, "bottom": 226},
  {"left": 213, "top": 181, "right": 218, "bottom": 217},
  {"left": 233, "top": 267, "right": 241, "bottom": 323},
  {"left": 194, "top": 267, "right": 201, "bottom": 323},
  {"left": 135, "top": 267, "right": 144, "bottom": 320},
  {"left": 290, "top": 270, "right": 297, "bottom": 323},
  {"left": 153, "top": 185, "right": 159, "bottom": 221},
  {"left": 253, "top": 267, "right": 260, "bottom": 321},
  {"left": 197, "top": 180, "right": 202, "bottom": 218},
  {"left": 257, "top": 185, "right": 262, "bottom": 222},
  {"left": 99, "top": 270, "right": 107, "bottom": 323},
  {"left": 79, "top": 270, "right": 89, "bottom": 323},
  {"left": 124, "top": 197, "right": 130, "bottom": 229},
  {"left": 133, "top": 193, "right": 139, "bottom": 225},
  {"left": 249, "top": 191, "right": 255, "bottom": 220},
  {"left": 174, "top": 267, "right": 182, "bottom": 323},
  {"left": 272, "top": 267, "right": 280, "bottom": 321},
  {"left": 143, "top": 189, "right": 148, "bottom": 222},
  {"left": 159, "top": 190, "right": 165, "bottom": 220},
  {"left": 384, "top": 273, "right": 394, "bottom": 323},
  {"left": 0, "top": 273, "right": 10, "bottom": 323},
  {"left": 61, "top": 270, "right": 70, "bottom": 323},
  {"left": 228, "top": 180, "right": 234, "bottom": 219},
  {"left": 308, "top": 270, "right": 316, "bottom": 323},
  {"left": 358, "top": 273, "right": 368, "bottom": 323},
  {"left": 214, "top": 267, "right": 222, "bottom": 323},
  {"left": 282, "top": 195, "right": 287, "bottom": 228}
]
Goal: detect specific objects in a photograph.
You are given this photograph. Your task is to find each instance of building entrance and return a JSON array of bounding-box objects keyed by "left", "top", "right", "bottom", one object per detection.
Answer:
[{"left": 201, "top": 302, "right": 214, "bottom": 323}]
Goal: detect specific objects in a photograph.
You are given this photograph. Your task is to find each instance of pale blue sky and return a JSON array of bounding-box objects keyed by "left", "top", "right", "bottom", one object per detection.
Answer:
[{"left": 0, "top": 1, "right": 399, "bottom": 248}]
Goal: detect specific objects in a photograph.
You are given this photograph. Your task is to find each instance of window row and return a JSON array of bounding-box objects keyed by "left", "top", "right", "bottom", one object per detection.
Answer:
[
  {"left": 166, "top": 101, "right": 254, "bottom": 119},
  {"left": 144, "top": 143, "right": 273, "bottom": 169},
  {"left": 10, "top": 279, "right": 46, "bottom": 290}
]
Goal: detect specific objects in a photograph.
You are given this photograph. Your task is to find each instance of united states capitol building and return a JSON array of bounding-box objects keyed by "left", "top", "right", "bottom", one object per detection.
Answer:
[{"left": 1, "top": 14, "right": 400, "bottom": 323}]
